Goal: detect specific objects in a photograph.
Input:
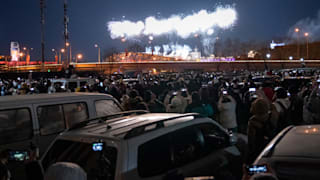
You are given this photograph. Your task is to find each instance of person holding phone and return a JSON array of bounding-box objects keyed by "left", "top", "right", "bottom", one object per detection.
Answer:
[{"left": 218, "top": 91, "right": 238, "bottom": 132}]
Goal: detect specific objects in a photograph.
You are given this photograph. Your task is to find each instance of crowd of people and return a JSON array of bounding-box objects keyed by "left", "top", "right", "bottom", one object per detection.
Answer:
[{"left": 1, "top": 69, "right": 320, "bottom": 179}]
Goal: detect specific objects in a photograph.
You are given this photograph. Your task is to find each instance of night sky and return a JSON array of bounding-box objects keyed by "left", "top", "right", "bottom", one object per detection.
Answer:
[{"left": 1, "top": 0, "right": 320, "bottom": 61}]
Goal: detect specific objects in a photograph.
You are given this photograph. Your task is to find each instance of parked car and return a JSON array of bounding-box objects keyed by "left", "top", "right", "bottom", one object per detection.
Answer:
[
  {"left": 253, "top": 125, "right": 320, "bottom": 180},
  {"left": 0, "top": 93, "right": 122, "bottom": 156},
  {"left": 41, "top": 113, "right": 242, "bottom": 180}
]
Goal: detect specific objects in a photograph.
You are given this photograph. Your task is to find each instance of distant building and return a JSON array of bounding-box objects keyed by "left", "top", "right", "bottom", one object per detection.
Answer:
[{"left": 10, "top": 42, "right": 20, "bottom": 61}]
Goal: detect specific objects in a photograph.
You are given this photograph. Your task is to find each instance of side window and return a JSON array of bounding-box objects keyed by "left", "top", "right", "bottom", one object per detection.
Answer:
[
  {"left": 138, "top": 134, "right": 173, "bottom": 177},
  {"left": 37, "top": 105, "right": 65, "bottom": 135},
  {"left": 63, "top": 103, "right": 88, "bottom": 128},
  {"left": 95, "top": 100, "right": 121, "bottom": 117},
  {"left": 0, "top": 108, "right": 33, "bottom": 144},
  {"left": 196, "top": 123, "right": 229, "bottom": 154},
  {"left": 171, "top": 127, "right": 204, "bottom": 167}
]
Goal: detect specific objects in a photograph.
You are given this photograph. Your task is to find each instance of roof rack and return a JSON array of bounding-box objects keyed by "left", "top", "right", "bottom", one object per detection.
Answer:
[
  {"left": 123, "top": 113, "right": 199, "bottom": 139},
  {"left": 69, "top": 110, "right": 149, "bottom": 131}
]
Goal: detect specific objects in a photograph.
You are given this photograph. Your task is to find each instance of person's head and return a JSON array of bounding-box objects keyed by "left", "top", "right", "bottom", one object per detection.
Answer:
[
  {"left": 274, "top": 87, "right": 287, "bottom": 99},
  {"left": 129, "top": 89, "right": 139, "bottom": 99},
  {"left": 288, "top": 85, "right": 299, "bottom": 95},
  {"left": 44, "top": 162, "right": 86, "bottom": 180},
  {"left": 250, "top": 98, "right": 269, "bottom": 116},
  {"left": 200, "top": 87, "right": 209, "bottom": 103}
]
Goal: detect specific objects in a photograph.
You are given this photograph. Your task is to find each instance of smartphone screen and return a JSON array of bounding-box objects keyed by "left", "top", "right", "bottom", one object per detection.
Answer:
[
  {"left": 9, "top": 151, "right": 29, "bottom": 161},
  {"left": 223, "top": 91, "right": 228, "bottom": 95},
  {"left": 92, "top": 142, "right": 104, "bottom": 151},
  {"left": 246, "top": 165, "right": 267, "bottom": 175},
  {"left": 249, "top": 88, "right": 256, "bottom": 92}
]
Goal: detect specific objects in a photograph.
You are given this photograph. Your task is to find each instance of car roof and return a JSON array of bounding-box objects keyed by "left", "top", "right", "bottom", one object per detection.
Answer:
[
  {"left": 0, "top": 93, "right": 115, "bottom": 107},
  {"left": 272, "top": 125, "right": 320, "bottom": 158},
  {"left": 59, "top": 113, "right": 210, "bottom": 141}
]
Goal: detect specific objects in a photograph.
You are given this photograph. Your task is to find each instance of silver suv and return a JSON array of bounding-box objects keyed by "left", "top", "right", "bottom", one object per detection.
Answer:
[{"left": 41, "top": 112, "right": 241, "bottom": 180}]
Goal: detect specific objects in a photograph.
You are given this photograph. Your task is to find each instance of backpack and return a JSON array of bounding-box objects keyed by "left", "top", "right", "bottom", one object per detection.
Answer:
[
  {"left": 275, "top": 101, "right": 291, "bottom": 133},
  {"left": 262, "top": 112, "right": 277, "bottom": 142}
]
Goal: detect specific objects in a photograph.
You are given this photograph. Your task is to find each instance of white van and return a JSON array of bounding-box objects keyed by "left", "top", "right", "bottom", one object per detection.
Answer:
[{"left": 0, "top": 93, "right": 122, "bottom": 155}]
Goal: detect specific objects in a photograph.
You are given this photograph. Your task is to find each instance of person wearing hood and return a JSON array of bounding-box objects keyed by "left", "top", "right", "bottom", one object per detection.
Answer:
[{"left": 246, "top": 98, "right": 271, "bottom": 164}]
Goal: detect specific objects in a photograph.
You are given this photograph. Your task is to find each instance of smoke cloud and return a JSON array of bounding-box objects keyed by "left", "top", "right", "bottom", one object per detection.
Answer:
[
  {"left": 108, "top": 6, "right": 237, "bottom": 39},
  {"left": 288, "top": 11, "right": 320, "bottom": 42}
]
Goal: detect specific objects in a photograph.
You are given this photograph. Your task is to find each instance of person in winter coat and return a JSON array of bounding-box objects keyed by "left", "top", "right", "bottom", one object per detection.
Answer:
[
  {"left": 246, "top": 98, "right": 271, "bottom": 164},
  {"left": 185, "top": 91, "right": 214, "bottom": 117},
  {"left": 122, "top": 90, "right": 148, "bottom": 111},
  {"left": 218, "top": 93, "right": 237, "bottom": 132},
  {"left": 144, "top": 90, "right": 166, "bottom": 113},
  {"left": 44, "top": 162, "right": 86, "bottom": 180},
  {"left": 271, "top": 87, "right": 291, "bottom": 132},
  {"left": 305, "top": 86, "right": 320, "bottom": 124}
]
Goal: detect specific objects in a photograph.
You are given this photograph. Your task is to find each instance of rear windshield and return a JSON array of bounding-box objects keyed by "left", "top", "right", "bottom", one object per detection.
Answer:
[
  {"left": 95, "top": 100, "right": 121, "bottom": 117},
  {"left": 0, "top": 108, "right": 33, "bottom": 144},
  {"left": 42, "top": 140, "right": 117, "bottom": 180}
]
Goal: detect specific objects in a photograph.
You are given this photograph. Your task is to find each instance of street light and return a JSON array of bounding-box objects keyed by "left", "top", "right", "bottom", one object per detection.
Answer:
[
  {"left": 266, "top": 53, "right": 271, "bottom": 59},
  {"left": 76, "top": 54, "right": 83, "bottom": 63},
  {"left": 65, "top": 42, "right": 72, "bottom": 63},
  {"left": 295, "top": 28, "right": 300, "bottom": 59},
  {"left": 94, "top": 44, "right": 101, "bottom": 63},
  {"left": 304, "top": 32, "right": 309, "bottom": 59}
]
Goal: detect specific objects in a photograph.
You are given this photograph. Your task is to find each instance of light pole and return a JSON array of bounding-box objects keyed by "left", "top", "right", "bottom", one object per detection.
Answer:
[
  {"left": 76, "top": 54, "right": 83, "bottom": 63},
  {"left": 52, "top": 49, "right": 58, "bottom": 63},
  {"left": 264, "top": 53, "right": 271, "bottom": 70},
  {"left": 304, "top": 32, "right": 309, "bottom": 59},
  {"left": 66, "top": 42, "right": 72, "bottom": 64},
  {"left": 19, "top": 52, "right": 24, "bottom": 62},
  {"left": 94, "top": 44, "right": 101, "bottom": 63},
  {"left": 60, "top": 48, "right": 65, "bottom": 64},
  {"left": 295, "top": 28, "right": 300, "bottom": 59}
]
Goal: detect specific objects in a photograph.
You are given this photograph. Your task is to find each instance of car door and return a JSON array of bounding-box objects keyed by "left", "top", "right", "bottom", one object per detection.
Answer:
[{"left": 171, "top": 123, "right": 232, "bottom": 178}]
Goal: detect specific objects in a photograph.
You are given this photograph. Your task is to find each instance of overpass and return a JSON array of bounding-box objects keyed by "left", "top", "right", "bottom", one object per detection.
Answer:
[{"left": 1, "top": 60, "right": 319, "bottom": 73}]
